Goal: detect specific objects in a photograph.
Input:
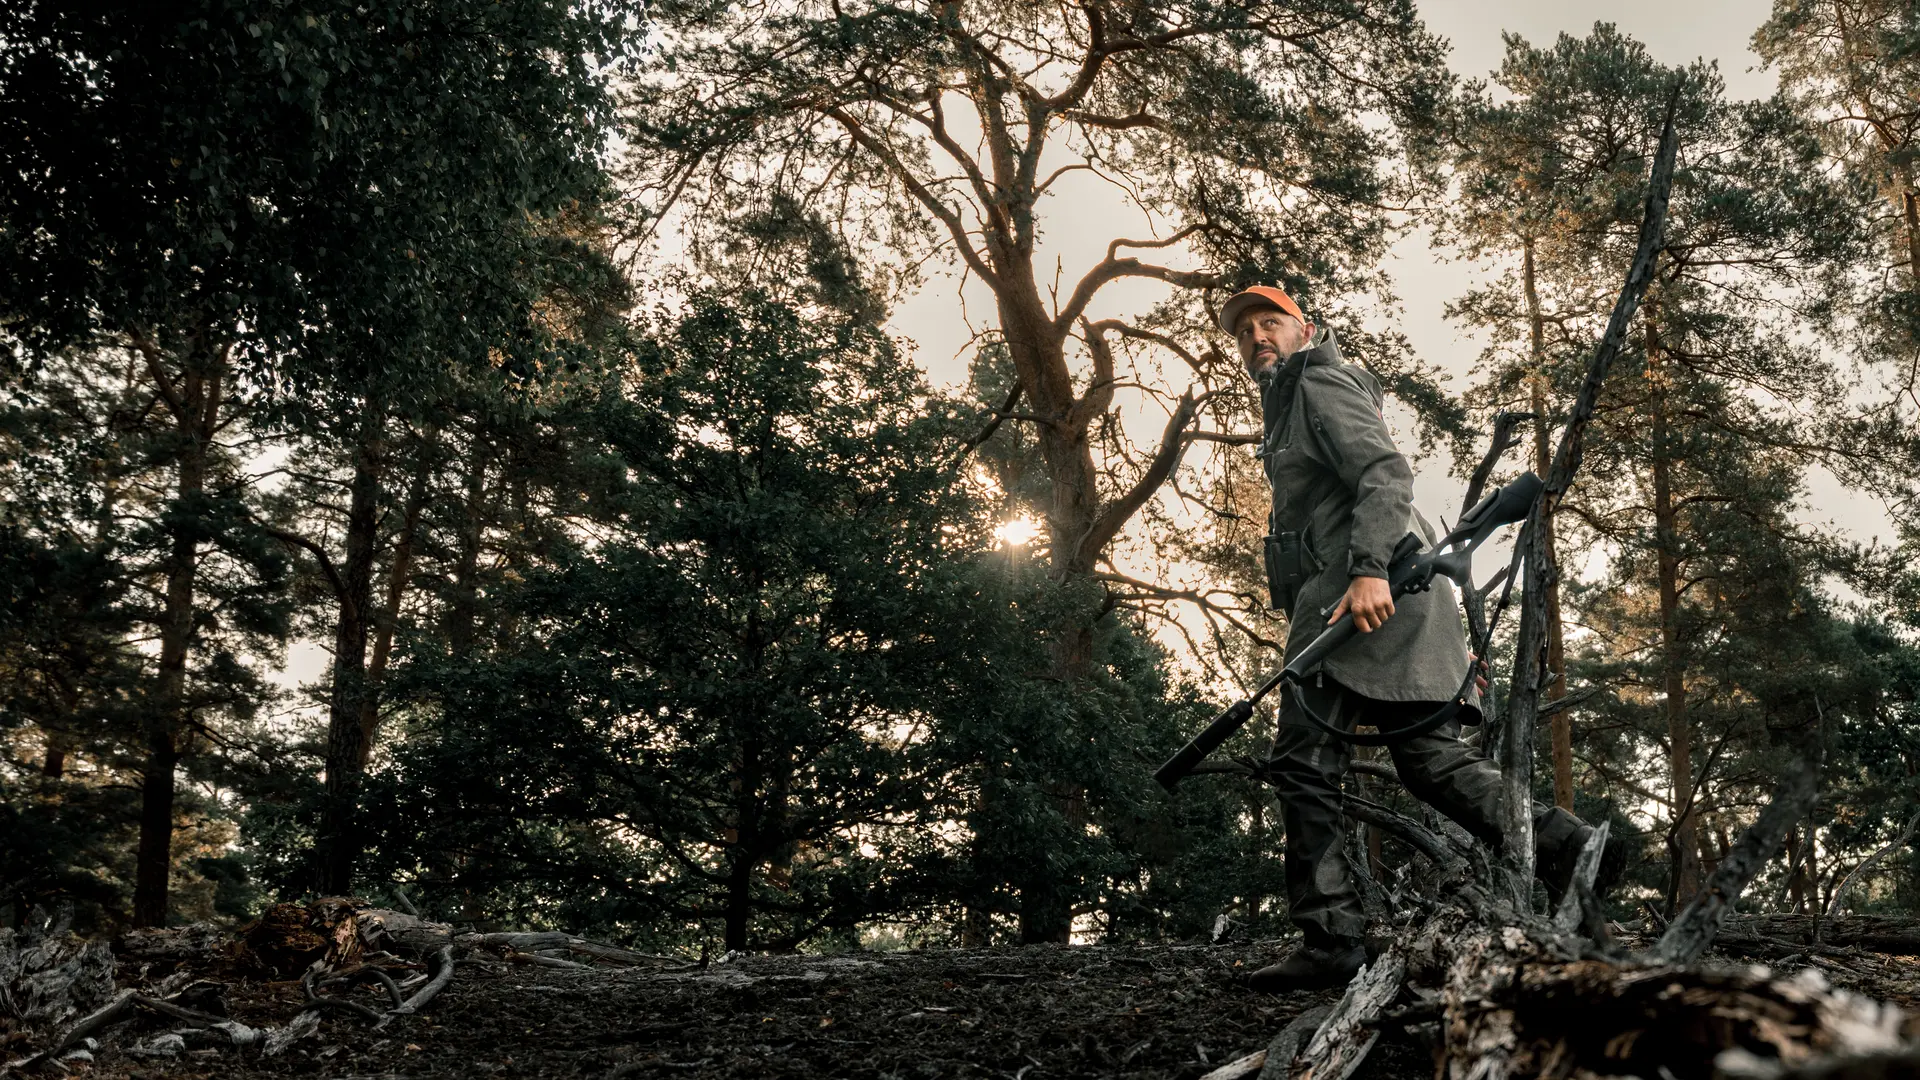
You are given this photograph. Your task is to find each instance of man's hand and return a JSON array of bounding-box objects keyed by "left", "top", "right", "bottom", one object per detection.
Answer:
[{"left": 1329, "top": 575, "right": 1394, "bottom": 632}]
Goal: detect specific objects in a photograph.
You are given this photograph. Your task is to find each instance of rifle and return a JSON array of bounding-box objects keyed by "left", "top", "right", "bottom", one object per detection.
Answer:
[{"left": 1154, "top": 472, "right": 1542, "bottom": 790}]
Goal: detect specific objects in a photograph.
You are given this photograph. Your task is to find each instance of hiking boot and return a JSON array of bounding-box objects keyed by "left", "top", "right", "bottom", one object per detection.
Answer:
[
  {"left": 1247, "top": 938, "right": 1366, "bottom": 993},
  {"left": 1545, "top": 824, "right": 1625, "bottom": 910}
]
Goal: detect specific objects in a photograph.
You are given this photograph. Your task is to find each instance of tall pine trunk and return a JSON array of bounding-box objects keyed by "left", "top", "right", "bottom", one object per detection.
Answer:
[
  {"left": 133, "top": 354, "right": 220, "bottom": 927},
  {"left": 353, "top": 453, "right": 429, "bottom": 769},
  {"left": 1648, "top": 315, "right": 1703, "bottom": 910},
  {"left": 318, "top": 403, "right": 386, "bottom": 894},
  {"left": 448, "top": 433, "right": 489, "bottom": 654},
  {"left": 1524, "top": 240, "right": 1574, "bottom": 812}
]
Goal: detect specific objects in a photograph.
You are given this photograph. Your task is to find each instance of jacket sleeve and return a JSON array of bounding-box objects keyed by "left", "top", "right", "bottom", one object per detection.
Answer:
[{"left": 1300, "top": 367, "right": 1413, "bottom": 580}]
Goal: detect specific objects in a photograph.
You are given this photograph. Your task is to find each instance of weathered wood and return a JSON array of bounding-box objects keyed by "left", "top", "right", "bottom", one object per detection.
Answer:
[
  {"left": 389, "top": 946, "right": 457, "bottom": 1019},
  {"left": 1719, "top": 1042, "right": 1920, "bottom": 1080},
  {"left": 1655, "top": 761, "right": 1818, "bottom": 965},
  {"left": 0, "top": 910, "right": 117, "bottom": 1033},
  {"left": 1198, "top": 1047, "right": 1268, "bottom": 1080},
  {"left": 1341, "top": 795, "right": 1469, "bottom": 873},
  {"left": 1257, "top": 1006, "right": 1332, "bottom": 1080},
  {"left": 1459, "top": 411, "right": 1533, "bottom": 661},
  {"left": 1291, "top": 952, "right": 1406, "bottom": 1080},
  {"left": 504, "top": 950, "right": 592, "bottom": 970},
  {"left": 1502, "top": 80, "right": 1682, "bottom": 908},
  {"left": 1551, "top": 820, "right": 1610, "bottom": 934},
  {"left": 1716, "top": 916, "right": 1920, "bottom": 956},
  {"left": 4, "top": 988, "right": 132, "bottom": 1071},
  {"left": 1424, "top": 914, "right": 1906, "bottom": 1080}
]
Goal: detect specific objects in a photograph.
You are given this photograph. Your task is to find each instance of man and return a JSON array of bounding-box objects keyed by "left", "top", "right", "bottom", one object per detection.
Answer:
[{"left": 1220, "top": 284, "right": 1598, "bottom": 992}]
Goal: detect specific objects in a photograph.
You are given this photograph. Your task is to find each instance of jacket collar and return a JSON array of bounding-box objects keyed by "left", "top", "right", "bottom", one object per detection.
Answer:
[{"left": 1256, "top": 327, "right": 1342, "bottom": 436}]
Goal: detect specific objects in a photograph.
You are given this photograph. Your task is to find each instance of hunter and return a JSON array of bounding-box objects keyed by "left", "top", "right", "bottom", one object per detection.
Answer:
[{"left": 1223, "top": 284, "right": 1602, "bottom": 991}]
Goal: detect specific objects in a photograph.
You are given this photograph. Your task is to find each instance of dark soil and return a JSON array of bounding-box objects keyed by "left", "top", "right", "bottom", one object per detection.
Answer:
[
  {"left": 70, "top": 940, "right": 1434, "bottom": 1080},
  {"left": 41, "top": 937, "right": 1920, "bottom": 1079}
]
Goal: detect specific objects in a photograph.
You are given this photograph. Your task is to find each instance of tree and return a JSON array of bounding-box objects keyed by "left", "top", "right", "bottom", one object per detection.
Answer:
[
  {"left": 631, "top": 0, "right": 1458, "bottom": 939},
  {"left": 348, "top": 294, "right": 990, "bottom": 947},
  {"left": 0, "top": 0, "right": 631, "bottom": 915},
  {"left": 1445, "top": 26, "right": 1872, "bottom": 907}
]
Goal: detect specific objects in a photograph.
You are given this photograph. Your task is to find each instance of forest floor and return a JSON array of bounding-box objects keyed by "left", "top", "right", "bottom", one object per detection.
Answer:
[{"left": 58, "top": 933, "right": 1920, "bottom": 1080}]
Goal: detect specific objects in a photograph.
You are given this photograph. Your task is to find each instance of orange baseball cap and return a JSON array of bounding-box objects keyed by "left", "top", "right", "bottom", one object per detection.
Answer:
[{"left": 1217, "top": 285, "right": 1305, "bottom": 333}]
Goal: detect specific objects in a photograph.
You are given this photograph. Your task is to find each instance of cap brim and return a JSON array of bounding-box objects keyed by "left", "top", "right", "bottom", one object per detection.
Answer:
[{"left": 1218, "top": 293, "right": 1284, "bottom": 334}]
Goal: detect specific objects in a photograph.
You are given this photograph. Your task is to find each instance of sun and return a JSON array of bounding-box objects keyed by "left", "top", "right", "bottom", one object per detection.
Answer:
[{"left": 994, "top": 516, "right": 1041, "bottom": 547}]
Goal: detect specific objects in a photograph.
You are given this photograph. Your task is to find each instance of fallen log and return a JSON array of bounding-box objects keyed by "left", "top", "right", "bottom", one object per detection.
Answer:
[{"left": 1715, "top": 917, "right": 1920, "bottom": 957}]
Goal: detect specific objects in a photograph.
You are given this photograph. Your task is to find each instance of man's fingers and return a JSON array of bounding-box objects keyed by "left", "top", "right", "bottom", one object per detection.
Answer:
[{"left": 1328, "top": 596, "right": 1350, "bottom": 625}]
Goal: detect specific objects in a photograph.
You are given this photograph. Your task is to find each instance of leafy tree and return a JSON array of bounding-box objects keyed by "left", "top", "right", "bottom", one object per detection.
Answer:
[{"left": 0, "top": 0, "right": 632, "bottom": 915}]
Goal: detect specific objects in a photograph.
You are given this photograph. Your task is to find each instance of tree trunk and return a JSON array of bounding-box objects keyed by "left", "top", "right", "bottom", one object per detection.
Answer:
[
  {"left": 723, "top": 848, "right": 753, "bottom": 953},
  {"left": 133, "top": 356, "right": 219, "bottom": 928},
  {"left": 353, "top": 451, "right": 430, "bottom": 769},
  {"left": 723, "top": 732, "right": 762, "bottom": 953},
  {"left": 1524, "top": 239, "right": 1574, "bottom": 813},
  {"left": 447, "top": 433, "right": 489, "bottom": 654},
  {"left": 41, "top": 728, "right": 71, "bottom": 779},
  {"left": 992, "top": 281, "right": 1099, "bottom": 944},
  {"left": 1903, "top": 180, "right": 1920, "bottom": 284},
  {"left": 1648, "top": 316, "right": 1703, "bottom": 911},
  {"left": 318, "top": 403, "right": 386, "bottom": 895}
]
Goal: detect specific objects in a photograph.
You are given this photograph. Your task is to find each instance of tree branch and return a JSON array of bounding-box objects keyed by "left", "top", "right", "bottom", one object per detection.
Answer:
[
  {"left": 260, "top": 524, "right": 349, "bottom": 603},
  {"left": 1073, "top": 389, "right": 1198, "bottom": 568},
  {"left": 819, "top": 106, "right": 1001, "bottom": 289},
  {"left": 949, "top": 380, "right": 1025, "bottom": 467},
  {"left": 1054, "top": 257, "right": 1219, "bottom": 334}
]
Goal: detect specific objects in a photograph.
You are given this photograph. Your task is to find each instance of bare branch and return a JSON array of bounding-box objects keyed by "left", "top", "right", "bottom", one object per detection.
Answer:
[
  {"left": 949, "top": 380, "right": 1025, "bottom": 467},
  {"left": 1073, "top": 389, "right": 1199, "bottom": 568},
  {"left": 260, "top": 524, "right": 349, "bottom": 603},
  {"left": 819, "top": 106, "right": 1001, "bottom": 288},
  {"left": 1054, "top": 258, "right": 1220, "bottom": 334}
]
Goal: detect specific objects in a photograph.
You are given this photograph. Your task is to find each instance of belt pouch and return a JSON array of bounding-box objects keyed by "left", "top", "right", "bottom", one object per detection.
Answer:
[{"left": 1264, "top": 531, "right": 1308, "bottom": 612}]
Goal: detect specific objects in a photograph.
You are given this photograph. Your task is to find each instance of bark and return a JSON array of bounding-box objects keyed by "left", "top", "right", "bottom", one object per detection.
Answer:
[
  {"left": 1903, "top": 178, "right": 1920, "bottom": 283},
  {"left": 41, "top": 732, "right": 70, "bottom": 779},
  {"left": 1649, "top": 313, "right": 1704, "bottom": 912},
  {"left": 133, "top": 348, "right": 223, "bottom": 928},
  {"left": 1716, "top": 914, "right": 1920, "bottom": 955},
  {"left": 447, "top": 433, "right": 489, "bottom": 654},
  {"left": 318, "top": 404, "right": 387, "bottom": 896},
  {"left": 353, "top": 451, "right": 430, "bottom": 769},
  {"left": 1523, "top": 239, "right": 1574, "bottom": 814}
]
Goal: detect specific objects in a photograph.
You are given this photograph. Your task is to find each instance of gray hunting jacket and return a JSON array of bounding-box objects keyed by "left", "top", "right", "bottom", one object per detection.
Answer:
[{"left": 1257, "top": 329, "right": 1478, "bottom": 713}]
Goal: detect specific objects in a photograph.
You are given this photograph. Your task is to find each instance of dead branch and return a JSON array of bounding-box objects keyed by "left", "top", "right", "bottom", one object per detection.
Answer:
[
  {"left": 1256, "top": 1005, "right": 1331, "bottom": 1080},
  {"left": 1292, "top": 951, "right": 1406, "bottom": 1080},
  {"left": 1501, "top": 82, "right": 1682, "bottom": 904},
  {"left": 1654, "top": 760, "right": 1819, "bottom": 965},
  {"left": 388, "top": 946, "right": 456, "bottom": 1019},
  {"left": 1824, "top": 809, "right": 1920, "bottom": 922},
  {"left": 1550, "top": 820, "right": 1612, "bottom": 934},
  {"left": 5, "top": 989, "right": 133, "bottom": 1072},
  {"left": 1462, "top": 409, "right": 1536, "bottom": 512}
]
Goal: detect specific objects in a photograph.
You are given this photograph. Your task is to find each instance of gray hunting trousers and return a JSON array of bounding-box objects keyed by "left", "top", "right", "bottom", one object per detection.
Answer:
[{"left": 1267, "top": 676, "right": 1585, "bottom": 944}]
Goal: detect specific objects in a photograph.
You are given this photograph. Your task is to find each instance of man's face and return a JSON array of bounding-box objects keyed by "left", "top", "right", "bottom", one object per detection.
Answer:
[{"left": 1235, "top": 307, "right": 1314, "bottom": 377}]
